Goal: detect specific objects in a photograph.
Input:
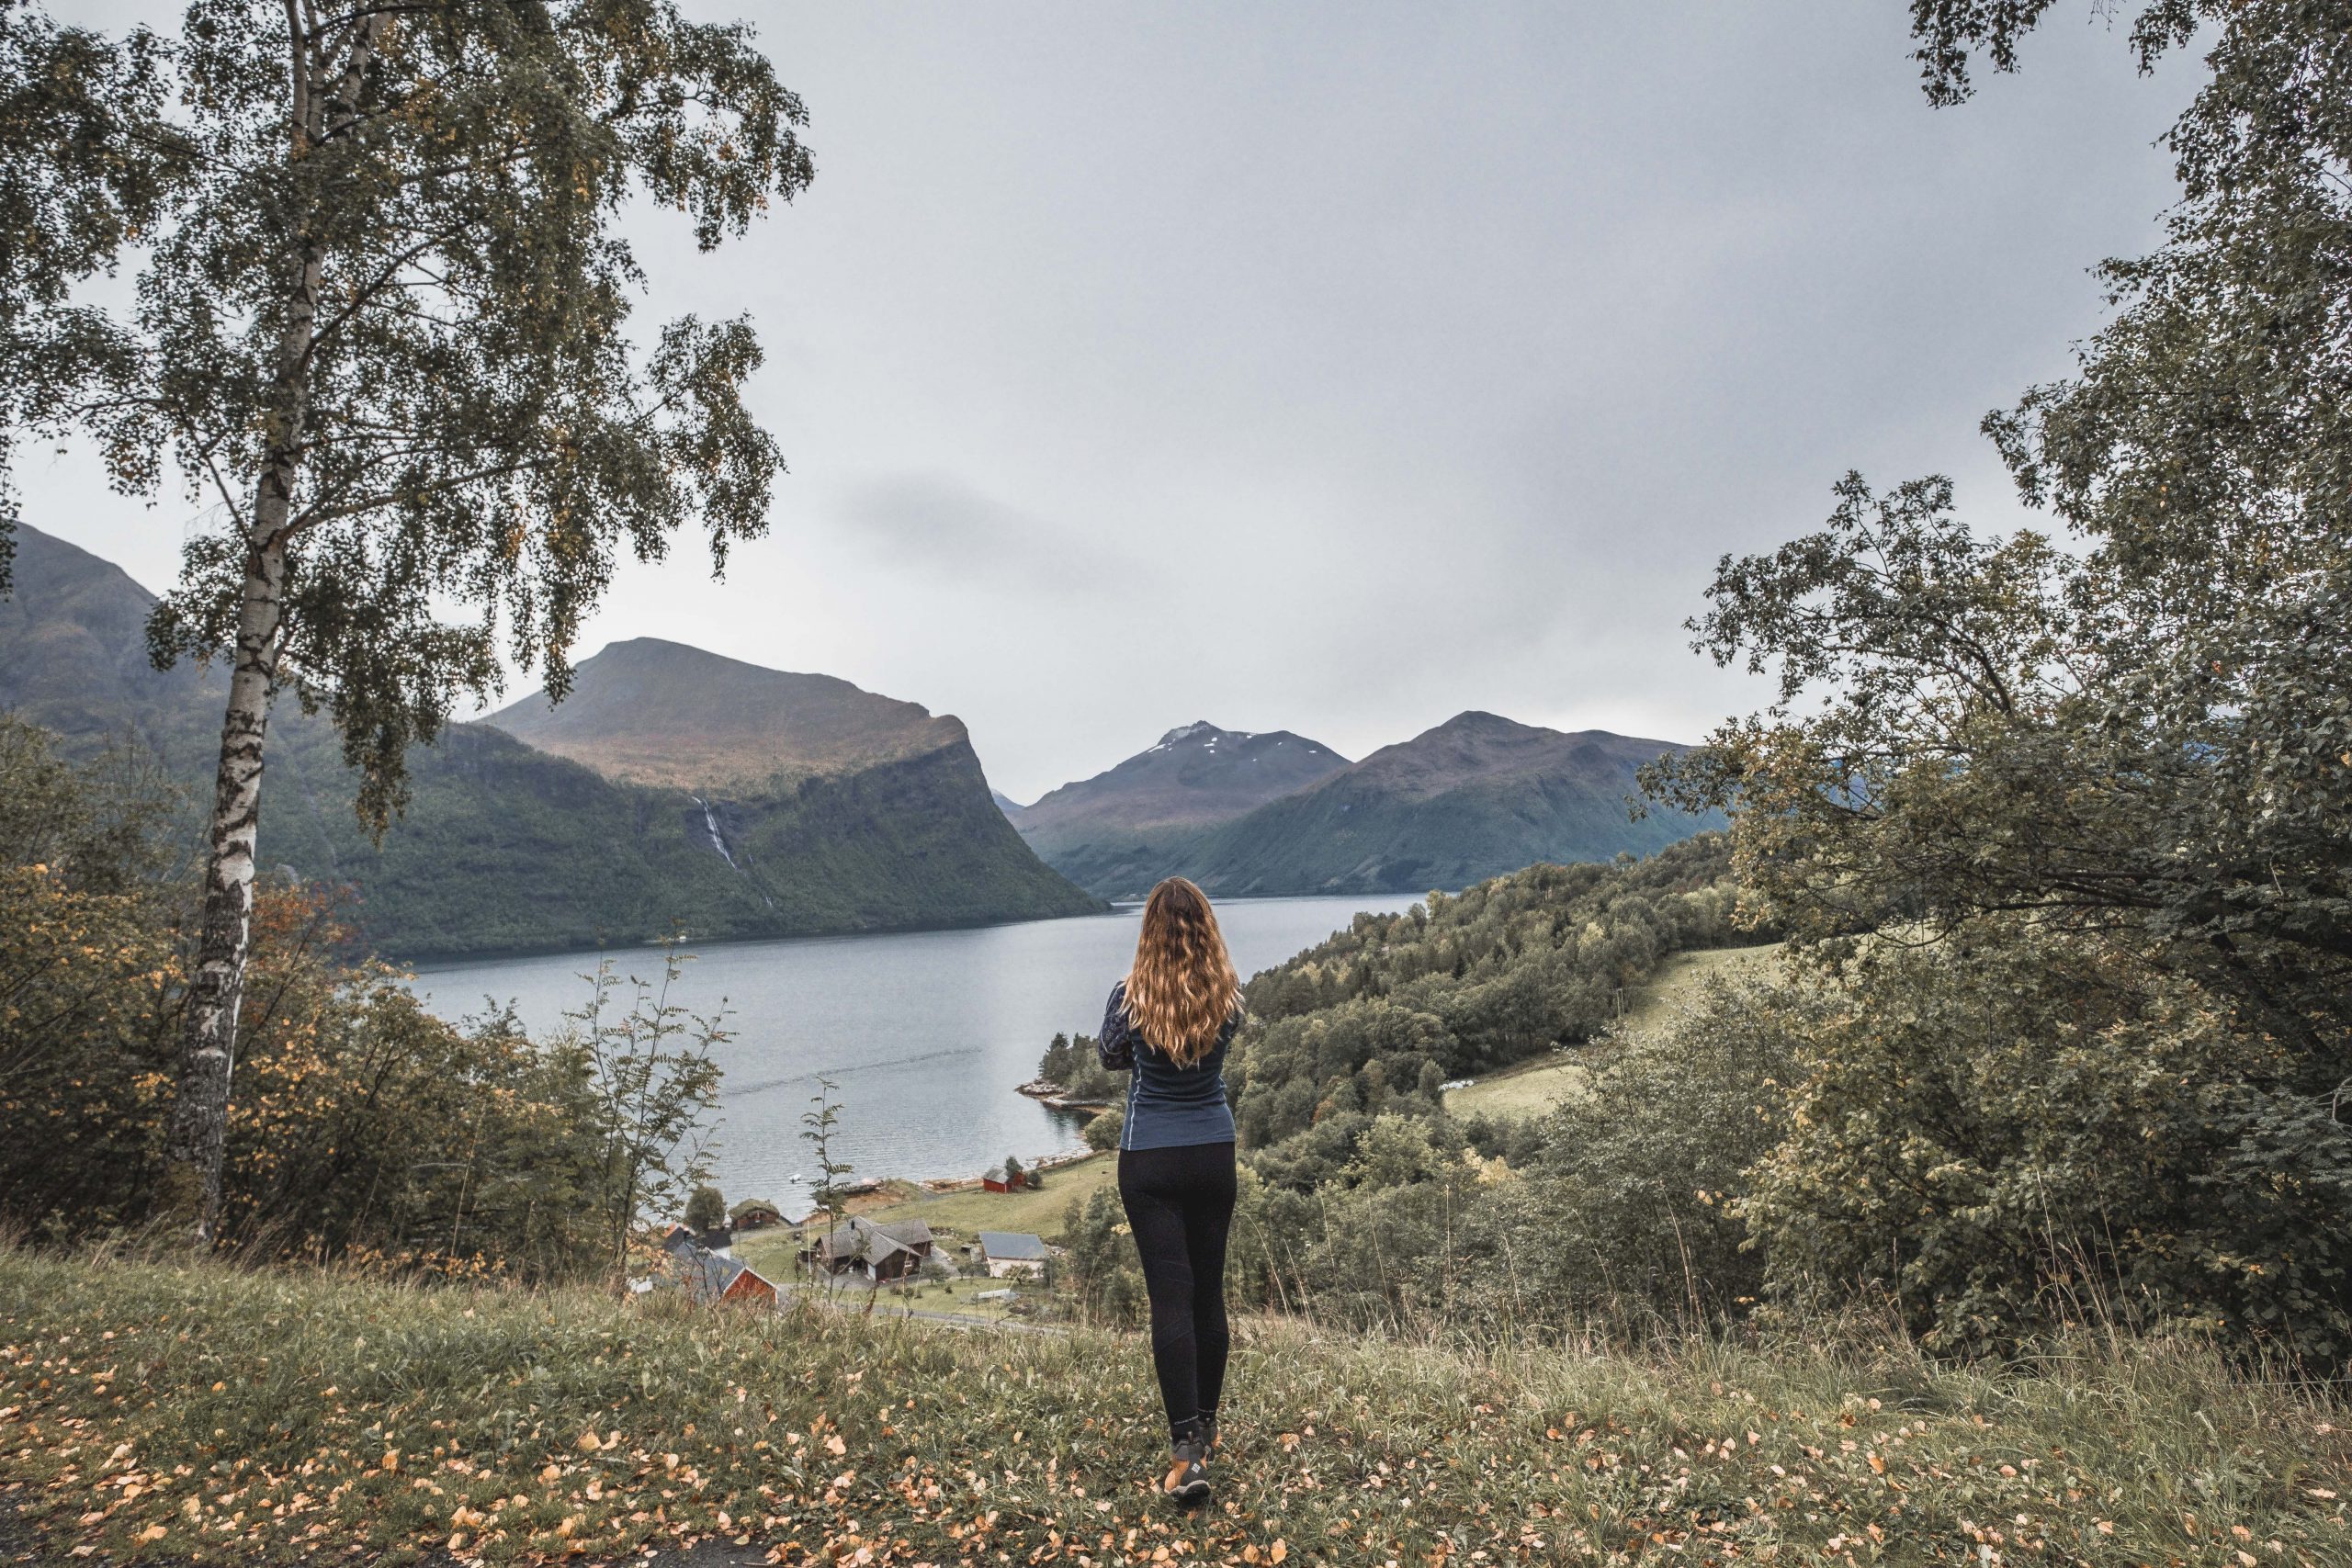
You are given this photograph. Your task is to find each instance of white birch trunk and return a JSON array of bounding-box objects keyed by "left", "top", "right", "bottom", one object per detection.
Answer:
[
  {"left": 158, "top": 17, "right": 379, "bottom": 1238},
  {"left": 160, "top": 522, "right": 289, "bottom": 1235}
]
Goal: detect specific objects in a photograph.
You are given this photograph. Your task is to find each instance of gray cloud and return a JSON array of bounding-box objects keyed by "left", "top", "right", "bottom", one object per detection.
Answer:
[
  {"left": 25, "top": 2, "right": 2197, "bottom": 802},
  {"left": 832, "top": 472, "right": 1132, "bottom": 589}
]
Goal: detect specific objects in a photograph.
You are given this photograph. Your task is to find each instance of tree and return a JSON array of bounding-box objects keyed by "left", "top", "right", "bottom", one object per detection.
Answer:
[
  {"left": 569, "top": 947, "right": 726, "bottom": 1270},
  {"left": 1080, "top": 1108, "right": 1123, "bottom": 1153},
  {"left": 0, "top": 4, "right": 187, "bottom": 579},
  {"left": 1636, "top": 0, "right": 2352, "bottom": 1352},
  {"left": 683, "top": 1184, "right": 725, "bottom": 1235},
  {"left": 1001, "top": 1154, "right": 1025, "bottom": 1189},
  {"left": 0, "top": 717, "right": 649, "bottom": 1280},
  {"left": 799, "top": 1077, "right": 850, "bottom": 1288},
  {"left": 3, "top": 2, "right": 813, "bottom": 1237},
  {"left": 1655, "top": 0, "right": 2352, "bottom": 1051}
]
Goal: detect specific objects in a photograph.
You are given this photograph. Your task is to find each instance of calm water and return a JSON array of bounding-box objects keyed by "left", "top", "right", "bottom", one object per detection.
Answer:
[{"left": 407, "top": 895, "right": 1417, "bottom": 1213}]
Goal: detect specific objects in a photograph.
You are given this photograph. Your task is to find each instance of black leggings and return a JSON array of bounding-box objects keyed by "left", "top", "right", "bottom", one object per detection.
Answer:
[{"left": 1117, "top": 1141, "right": 1236, "bottom": 1440}]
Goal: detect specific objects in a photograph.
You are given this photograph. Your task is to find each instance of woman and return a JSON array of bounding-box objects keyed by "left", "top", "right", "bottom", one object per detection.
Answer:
[{"left": 1096, "top": 876, "right": 1243, "bottom": 1505}]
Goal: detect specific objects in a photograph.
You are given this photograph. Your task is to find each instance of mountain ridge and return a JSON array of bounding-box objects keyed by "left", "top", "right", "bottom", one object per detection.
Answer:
[
  {"left": 481, "top": 637, "right": 963, "bottom": 791},
  {"left": 1, "top": 524, "right": 1100, "bottom": 958},
  {"left": 1010, "top": 720, "right": 1352, "bottom": 896},
  {"left": 1171, "top": 711, "right": 1723, "bottom": 896},
  {"left": 1010, "top": 709, "right": 1722, "bottom": 898}
]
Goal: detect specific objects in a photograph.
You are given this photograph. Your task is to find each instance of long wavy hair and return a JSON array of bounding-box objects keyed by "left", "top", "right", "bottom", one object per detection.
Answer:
[{"left": 1124, "top": 877, "right": 1241, "bottom": 1066}]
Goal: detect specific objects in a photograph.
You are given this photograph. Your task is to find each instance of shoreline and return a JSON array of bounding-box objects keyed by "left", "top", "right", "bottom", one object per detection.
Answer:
[
  {"left": 399, "top": 889, "right": 1427, "bottom": 974},
  {"left": 787, "top": 1145, "right": 1106, "bottom": 1214},
  {"left": 915, "top": 1145, "right": 1102, "bottom": 1194},
  {"left": 1013, "top": 1077, "right": 1115, "bottom": 1113},
  {"left": 397, "top": 902, "right": 1114, "bottom": 973}
]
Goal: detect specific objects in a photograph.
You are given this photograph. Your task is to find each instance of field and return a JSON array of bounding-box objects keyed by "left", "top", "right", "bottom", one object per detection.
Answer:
[
  {"left": 727, "top": 1155, "right": 1119, "bottom": 1297},
  {"left": 1443, "top": 943, "right": 1781, "bottom": 1121},
  {"left": 863, "top": 1153, "right": 1119, "bottom": 1244},
  {"left": 726, "top": 1265, "right": 1051, "bottom": 1327},
  {"left": 4, "top": 1247, "right": 2348, "bottom": 1566}
]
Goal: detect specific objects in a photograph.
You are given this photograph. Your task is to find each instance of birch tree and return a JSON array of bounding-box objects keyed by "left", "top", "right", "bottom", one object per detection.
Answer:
[
  {"left": 0, "top": 3, "right": 184, "bottom": 577},
  {"left": 4, "top": 0, "right": 812, "bottom": 1238}
]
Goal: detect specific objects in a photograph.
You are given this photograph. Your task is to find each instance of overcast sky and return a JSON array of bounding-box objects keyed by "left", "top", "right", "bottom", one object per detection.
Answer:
[{"left": 22, "top": 4, "right": 2194, "bottom": 803}]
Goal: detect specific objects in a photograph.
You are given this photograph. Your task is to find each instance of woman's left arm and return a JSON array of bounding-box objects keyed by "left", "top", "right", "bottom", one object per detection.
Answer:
[{"left": 1096, "top": 985, "right": 1136, "bottom": 1071}]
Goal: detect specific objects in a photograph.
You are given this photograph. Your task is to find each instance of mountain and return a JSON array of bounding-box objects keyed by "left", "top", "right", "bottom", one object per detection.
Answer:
[
  {"left": 0, "top": 522, "right": 220, "bottom": 776},
  {"left": 1012, "top": 721, "right": 1351, "bottom": 897},
  {"left": 2, "top": 524, "right": 1099, "bottom": 958},
  {"left": 482, "top": 638, "right": 954, "bottom": 790},
  {"left": 1171, "top": 711, "right": 1724, "bottom": 897}
]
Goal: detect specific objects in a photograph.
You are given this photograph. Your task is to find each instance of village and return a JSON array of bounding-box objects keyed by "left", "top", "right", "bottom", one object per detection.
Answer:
[{"left": 630, "top": 1145, "right": 1107, "bottom": 1327}]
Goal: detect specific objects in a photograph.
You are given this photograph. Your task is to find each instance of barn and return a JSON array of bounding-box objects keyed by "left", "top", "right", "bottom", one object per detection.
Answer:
[
  {"left": 640, "top": 1239, "right": 777, "bottom": 1308},
  {"left": 977, "top": 1231, "right": 1051, "bottom": 1278},
  {"left": 729, "top": 1198, "right": 786, "bottom": 1232},
  {"left": 803, "top": 1216, "right": 937, "bottom": 1282}
]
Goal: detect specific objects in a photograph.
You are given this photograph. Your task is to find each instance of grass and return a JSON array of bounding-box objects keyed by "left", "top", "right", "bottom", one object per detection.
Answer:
[
  {"left": 1439, "top": 1053, "right": 1595, "bottom": 1122},
  {"left": 3, "top": 1247, "right": 2348, "bottom": 1567},
  {"left": 855, "top": 1155, "right": 1119, "bottom": 1246},
  {"left": 1444, "top": 945, "right": 1781, "bottom": 1121},
  {"left": 1612, "top": 944, "right": 1782, "bottom": 1036},
  {"left": 712, "top": 1257, "right": 1048, "bottom": 1327},
  {"left": 724, "top": 1157, "right": 1116, "bottom": 1288},
  {"left": 726, "top": 1159, "right": 1113, "bottom": 1328}
]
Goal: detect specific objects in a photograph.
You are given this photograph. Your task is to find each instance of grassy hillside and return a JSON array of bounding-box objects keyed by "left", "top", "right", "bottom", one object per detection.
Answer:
[
  {"left": 1442, "top": 943, "right": 1783, "bottom": 1120},
  {"left": 2, "top": 1248, "right": 2346, "bottom": 1566},
  {"left": 851, "top": 1153, "right": 1119, "bottom": 1246},
  {"left": 1227, "top": 835, "right": 1756, "bottom": 1154}
]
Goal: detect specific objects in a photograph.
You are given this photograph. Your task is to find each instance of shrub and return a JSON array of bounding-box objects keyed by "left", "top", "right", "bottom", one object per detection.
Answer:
[
  {"left": 0, "top": 719, "right": 721, "bottom": 1281},
  {"left": 1498, "top": 969, "right": 1806, "bottom": 1325},
  {"left": 1081, "top": 1108, "right": 1123, "bottom": 1152},
  {"left": 1225, "top": 970, "right": 1804, "bottom": 1337},
  {"left": 684, "top": 1185, "right": 727, "bottom": 1234},
  {"left": 1744, "top": 930, "right": 2352, "bottom": 1360},
  {"left": 1058, "top": 1188, "right": 1144, "bottom": 1325}
]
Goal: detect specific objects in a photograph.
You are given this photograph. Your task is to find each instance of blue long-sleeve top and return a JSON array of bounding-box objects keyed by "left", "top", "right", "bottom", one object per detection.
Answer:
[{"left": 1096, "top": 980, "right": 1238, "bottom": 1151}]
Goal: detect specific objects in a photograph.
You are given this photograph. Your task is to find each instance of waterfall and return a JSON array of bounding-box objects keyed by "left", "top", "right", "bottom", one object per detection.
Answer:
[
  {"left": 691, "top": 795, "right": 741, "bottom": 870},
  {"left": 692, "top": 795, "right": 774, "bottom": 908}
]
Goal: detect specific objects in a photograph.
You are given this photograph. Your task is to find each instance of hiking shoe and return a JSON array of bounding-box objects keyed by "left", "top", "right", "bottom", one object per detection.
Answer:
[{"left": 1160, "top": 1428, "right": 1211, "bottom": 1505}]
